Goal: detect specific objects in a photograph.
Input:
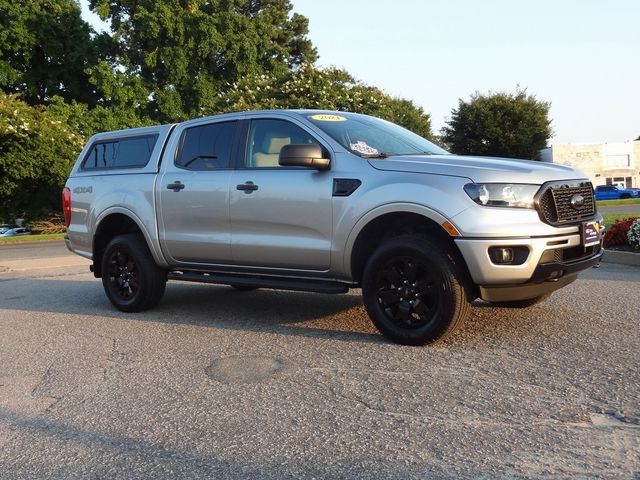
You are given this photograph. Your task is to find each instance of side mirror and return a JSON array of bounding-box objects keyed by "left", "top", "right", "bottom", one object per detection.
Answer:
[{"left": 279, "top": 144, "right": 330, "bottom": 170}]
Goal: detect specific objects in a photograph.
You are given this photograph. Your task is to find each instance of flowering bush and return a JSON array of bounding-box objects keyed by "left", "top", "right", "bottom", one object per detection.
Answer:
[
  {"left": 603, "top": 218, "right": 640, "bottom": 247},
  {"left": 628, "top": 219, "right": 640, "bottom": 249},
  {"left": 212, "top": 64, "right": 434, "bottom": 140},
  {"left": 0, "top": 93, "right": 85, "bottom": 220}
]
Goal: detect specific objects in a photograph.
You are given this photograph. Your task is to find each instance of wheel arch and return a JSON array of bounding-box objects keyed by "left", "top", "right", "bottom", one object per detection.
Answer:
[
  {"left": 345, "top": 205, "right": 471, "bottom": 289},
  {"left": 92, "top": 208, "right": 164, "bottom": 277}
]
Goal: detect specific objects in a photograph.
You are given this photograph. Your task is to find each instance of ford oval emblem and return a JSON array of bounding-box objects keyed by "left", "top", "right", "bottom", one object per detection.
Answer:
[{"left": 570, "top": 193, "right": 585, "bottom": 209}]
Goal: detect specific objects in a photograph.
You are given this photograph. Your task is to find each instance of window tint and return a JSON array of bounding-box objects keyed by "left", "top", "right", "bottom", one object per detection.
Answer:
[
  {"left": 82, "top": 135, "right": 157, "bottom": 170},
  {"left": 176, "top": 121, "right": 238, "bottom": 170},
  {"left": 246, "top": 119, "right": 319, "bottom": 168}
]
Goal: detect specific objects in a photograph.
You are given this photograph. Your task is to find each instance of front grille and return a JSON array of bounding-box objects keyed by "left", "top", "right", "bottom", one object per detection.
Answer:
[{"left": 537, "top": 181, "right": 596, "bottom": 225}]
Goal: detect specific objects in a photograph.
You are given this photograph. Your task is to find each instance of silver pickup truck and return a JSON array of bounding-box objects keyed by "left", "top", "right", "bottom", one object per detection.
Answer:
[{"left": 63, "top": 110, "right": 604, "bottom": 345}]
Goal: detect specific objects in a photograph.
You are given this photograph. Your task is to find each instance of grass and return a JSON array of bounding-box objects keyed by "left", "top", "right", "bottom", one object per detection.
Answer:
[
  {"left": 596, "top": 198, "right": 640, "bottom": 207},
  {"left": 602, "top": 213, "right": 640, "bottom": 229},
  {"left": 0, "top": 233, "right": 65, "bottom": 245}
]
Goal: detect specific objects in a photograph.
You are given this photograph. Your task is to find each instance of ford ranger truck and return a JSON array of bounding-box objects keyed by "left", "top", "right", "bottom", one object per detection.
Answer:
[{"left": 62, "top": 110, "right": 604, "bottom": 345}]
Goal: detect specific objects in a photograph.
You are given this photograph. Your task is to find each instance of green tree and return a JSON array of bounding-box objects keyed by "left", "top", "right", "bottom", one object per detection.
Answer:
[
  {"left": 213, "top": 64, "right": 433, "bottom": 138},
  {"left": 441, "top": 89, "right": 552, "bottom": 159},
  {"left": 0, "top": 0, "right": 100, "bottom": 106},
  {"left": 90, "top": 0, "right": 317, "bottom": 122},
  {"left": 0, "top": 93, "right": 85, "bottom": 220},
  {"left": 47, "top": 96, "right": 153, "bottom": 139}
]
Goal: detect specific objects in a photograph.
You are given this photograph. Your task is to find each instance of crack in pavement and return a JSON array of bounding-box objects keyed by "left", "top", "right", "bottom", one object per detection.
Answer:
[{"left": 296, "top": 369, "right": 640, "bottom": 431}]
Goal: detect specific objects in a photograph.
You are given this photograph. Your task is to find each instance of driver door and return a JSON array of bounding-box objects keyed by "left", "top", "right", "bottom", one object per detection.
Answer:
[{"left": 229, "top": 118, "right": 334, "bottom": 270}]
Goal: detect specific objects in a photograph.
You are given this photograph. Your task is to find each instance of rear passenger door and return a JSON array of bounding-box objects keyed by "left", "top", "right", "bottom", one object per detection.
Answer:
[
  {"left": 228, "top": 118, "right": 334, "bottom": 270},
  {"left": 158, "top": 120, "right": 240, "bottom": 265}
]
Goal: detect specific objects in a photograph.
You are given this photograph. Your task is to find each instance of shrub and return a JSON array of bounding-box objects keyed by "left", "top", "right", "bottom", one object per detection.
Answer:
[
  {"left": 603, "top": 217, "right": 640, "bottom": 247},
  {"left": 28, "top": 214, "right": 67, "bottom": 234},
  {"left": 628, "top": 219, "right": 640, "bottom": 249},
  {"left": 0, "top": 93, "right": 84, "bottom": 221}
]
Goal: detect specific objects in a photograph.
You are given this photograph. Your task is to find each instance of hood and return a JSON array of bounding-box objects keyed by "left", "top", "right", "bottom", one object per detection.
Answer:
[{"left": 368, "top": 154, "right": 587, "bottom": 184}]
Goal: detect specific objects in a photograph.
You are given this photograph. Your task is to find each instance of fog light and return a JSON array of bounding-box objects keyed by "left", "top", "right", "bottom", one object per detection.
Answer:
[
  {"left": 490, "top": 247, "right": 514, "bottom": 264},
  {"left": 488, "top": 246, "right": 529, "bottom": 265}
]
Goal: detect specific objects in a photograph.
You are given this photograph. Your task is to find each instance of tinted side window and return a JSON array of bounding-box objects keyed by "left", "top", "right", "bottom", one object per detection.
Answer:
[
  {"left": 82, "top": 135, "right": 157, "bottom": 170},
  {"left": 246, "top": 119, "right": 320, "bottom": 168},
  {"left": 176, "top": 121, "right": 238, "bottom": 170}
]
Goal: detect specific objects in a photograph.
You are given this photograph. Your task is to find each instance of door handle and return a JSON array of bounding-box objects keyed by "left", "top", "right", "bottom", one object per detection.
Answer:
[
  {"left": 167, "top": 181, "right": 185, "bottom": 192},
  {"left": 236, "top": 181, "right": 259, "bottom": 193}
]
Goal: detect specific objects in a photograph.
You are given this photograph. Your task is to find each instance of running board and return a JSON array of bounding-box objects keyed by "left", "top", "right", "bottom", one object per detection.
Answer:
[{"left": 167, "top": 270, "right": 350, "bottom": 294}]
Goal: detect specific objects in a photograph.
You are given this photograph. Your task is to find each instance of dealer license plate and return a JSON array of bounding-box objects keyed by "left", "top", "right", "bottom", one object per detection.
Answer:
[{"left": 582, "top": 221, "right": 600, "bottom": 247}]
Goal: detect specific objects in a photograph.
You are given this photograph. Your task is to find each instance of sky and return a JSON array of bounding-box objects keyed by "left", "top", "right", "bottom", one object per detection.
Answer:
[{"left": 80, "top": 0, "right": 639, "bottom": 144}]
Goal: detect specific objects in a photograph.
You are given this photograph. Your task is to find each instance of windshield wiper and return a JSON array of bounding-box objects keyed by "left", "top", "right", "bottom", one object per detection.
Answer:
[
  {"left": 389, "top": 152, "right": 434, "bottom": 156},
  {"left": 359, "top": 151, "right": 435, "bottom": 159},
  {"left": 359, "top": 152, "right": 392, "bottom": 159}
]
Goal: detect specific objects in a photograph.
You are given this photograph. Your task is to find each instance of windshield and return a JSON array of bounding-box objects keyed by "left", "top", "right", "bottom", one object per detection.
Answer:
[{"left": 306, "top": 112, "right": 448, "bottom": 157}]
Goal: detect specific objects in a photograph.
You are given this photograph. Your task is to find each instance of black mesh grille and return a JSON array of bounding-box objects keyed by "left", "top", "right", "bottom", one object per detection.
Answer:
[
  {"left": 549, "top": 244, "right": 601, "bottom": 264},
  {"left": 536, "top": 181, "right": 596, "bottom": 225}
]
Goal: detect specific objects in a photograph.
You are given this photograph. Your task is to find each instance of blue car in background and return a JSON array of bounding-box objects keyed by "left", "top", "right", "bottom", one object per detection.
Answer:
[{"left": 594, "top": 185, "right": 640, "bottom": 201}]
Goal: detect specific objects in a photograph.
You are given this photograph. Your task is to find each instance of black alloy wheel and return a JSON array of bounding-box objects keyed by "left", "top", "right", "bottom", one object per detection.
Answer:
[
  {"left": 106, "top": 248, "right": 139, "bottom": 301},
  {"left": 101, "top": 234, "right": 166, "bottom": 312},
  {"left": 362, "top": 235, "right": 470, "bottom": 345},
  {"left": 374, "top": 256, "right": 441, "bottom": 330}
]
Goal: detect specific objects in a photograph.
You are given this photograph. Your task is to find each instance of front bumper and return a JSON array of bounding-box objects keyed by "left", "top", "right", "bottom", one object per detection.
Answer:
[
  {"left": 455, "top": 222, "right": 604, "bottom": 301},
  {"left": 455, "top": 232, "right": 602, "bottom": 285},
  {"left": 477, "top": 248, "right": 603, "bottom": 302}
]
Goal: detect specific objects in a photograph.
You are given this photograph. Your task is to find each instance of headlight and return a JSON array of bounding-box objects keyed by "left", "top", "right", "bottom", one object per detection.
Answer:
[{"left": 463, "top": 183, "right": 539, "bottom": 208}]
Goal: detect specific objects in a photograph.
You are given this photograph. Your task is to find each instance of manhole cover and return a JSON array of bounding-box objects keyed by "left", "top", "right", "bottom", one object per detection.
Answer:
[{"left": 205, "top": 356, "right": 285, "bottom": 384}]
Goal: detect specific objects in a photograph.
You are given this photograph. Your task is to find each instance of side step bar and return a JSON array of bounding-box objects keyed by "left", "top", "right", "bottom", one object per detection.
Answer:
[{"left": 167, "top": 270, "right": 350, "bottom": 294}]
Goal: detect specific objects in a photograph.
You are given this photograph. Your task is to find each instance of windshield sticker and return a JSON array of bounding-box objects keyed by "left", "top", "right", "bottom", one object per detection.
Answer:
[
  {"left": 350, "top": 141, "right": 379, "bottom": 155},
  {"left": 310, "top": 114, "right": 347, "bottom": 122}
]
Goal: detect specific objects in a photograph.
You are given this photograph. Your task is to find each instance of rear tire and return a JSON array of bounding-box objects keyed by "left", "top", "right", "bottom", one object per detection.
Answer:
[
  {"left": 361, "top": 235, "right": 471, "bottom": 346},
  {"left": 101, "top": 234, "right": 166, "bottom": 312},
  {"left": 490, "top": 294, "right": 550, "bottom": 308}
]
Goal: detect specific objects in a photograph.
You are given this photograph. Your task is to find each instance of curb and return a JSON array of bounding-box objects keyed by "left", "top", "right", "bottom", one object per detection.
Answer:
[{"left": 602, "top": 249, "right": 640, "bottom": 267}]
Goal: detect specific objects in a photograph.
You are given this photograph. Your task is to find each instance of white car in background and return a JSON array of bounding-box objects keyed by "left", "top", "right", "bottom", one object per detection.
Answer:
[{"left": 0, "top": 227, "right": 31, "bottom": 237}]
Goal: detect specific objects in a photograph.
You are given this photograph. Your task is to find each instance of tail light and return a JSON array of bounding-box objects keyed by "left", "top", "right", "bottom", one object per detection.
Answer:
[{"left": 62, "top": 187, "right": 71, "bottom": 227}]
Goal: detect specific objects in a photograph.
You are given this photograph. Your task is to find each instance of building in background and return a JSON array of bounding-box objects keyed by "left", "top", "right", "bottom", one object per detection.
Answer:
[{"left": 540, "top": 140, "right": 640, "bottom": 188}]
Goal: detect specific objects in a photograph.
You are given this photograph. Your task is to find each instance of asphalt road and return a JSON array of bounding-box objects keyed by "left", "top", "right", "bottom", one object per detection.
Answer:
[
  {"left": 0, "top": 241, "right": 72, "bottom": 261},
  {"left": 0, "top": 246, "right": 639, "bottom": 479}
]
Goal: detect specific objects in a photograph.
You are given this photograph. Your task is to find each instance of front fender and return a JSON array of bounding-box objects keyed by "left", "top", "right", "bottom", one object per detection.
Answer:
[{"left": 339, "top": 202, "right": 455, "bottom": 278}]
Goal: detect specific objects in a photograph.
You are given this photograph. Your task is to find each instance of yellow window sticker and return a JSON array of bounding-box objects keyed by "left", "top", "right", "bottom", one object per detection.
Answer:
[{"left": 310, "top": 114, "right": 347, "bottom": 122}]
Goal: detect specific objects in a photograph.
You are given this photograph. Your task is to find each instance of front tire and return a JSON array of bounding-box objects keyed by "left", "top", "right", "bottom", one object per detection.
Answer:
[
  {"left": 362, "top": 235, "right": 471, "bottom": 346},
  {"left": 101, "top": 234, "right": 167, "bottom": 312}
]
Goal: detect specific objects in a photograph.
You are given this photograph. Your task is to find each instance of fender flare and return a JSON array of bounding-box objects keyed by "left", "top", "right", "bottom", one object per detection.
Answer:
[
  {"left": 93, "top": 206, "right": 168, "bottom": 268},
  {"left": 341, "top": 202, "right": 453, "bottom": 277}
]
